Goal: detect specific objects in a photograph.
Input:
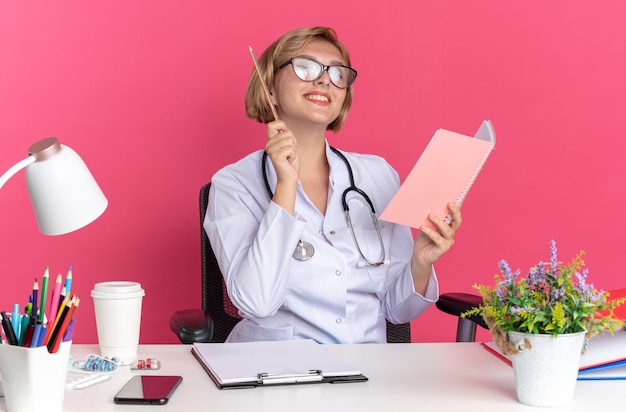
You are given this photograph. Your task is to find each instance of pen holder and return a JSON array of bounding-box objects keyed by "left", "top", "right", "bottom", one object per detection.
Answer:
[{"left": 0, "top": 341, "right": 71, "bottom": 412}]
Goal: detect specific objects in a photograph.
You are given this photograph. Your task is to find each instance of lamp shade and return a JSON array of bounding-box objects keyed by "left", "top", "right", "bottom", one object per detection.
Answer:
[{"left": 24, "top": 138, "right": 108, "bottom": 235}]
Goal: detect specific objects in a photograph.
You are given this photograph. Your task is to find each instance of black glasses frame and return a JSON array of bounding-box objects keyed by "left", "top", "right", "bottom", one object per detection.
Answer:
[{"left": 275, "top": 57, "right": 357, "bottom": 89}]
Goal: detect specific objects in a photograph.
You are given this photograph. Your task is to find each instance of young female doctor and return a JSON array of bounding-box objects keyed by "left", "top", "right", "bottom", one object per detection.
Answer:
[{"left": 204, "top": 27, "right": 462, "bottom": 343}]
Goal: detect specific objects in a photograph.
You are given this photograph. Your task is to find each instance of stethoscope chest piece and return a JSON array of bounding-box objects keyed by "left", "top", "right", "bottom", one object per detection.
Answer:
[{"left": 293, "top": 240, "right": 315, "bottom": 261}]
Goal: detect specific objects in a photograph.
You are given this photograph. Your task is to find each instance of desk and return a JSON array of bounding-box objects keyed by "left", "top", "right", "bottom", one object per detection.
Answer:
[{"left": 1, "top": 343, "right": 623, "bottom": 411}]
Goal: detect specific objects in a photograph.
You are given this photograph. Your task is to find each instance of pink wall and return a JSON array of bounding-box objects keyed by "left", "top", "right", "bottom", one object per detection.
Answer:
[{"left": 1, "top": 2, "right": 625, "bottom": 344}]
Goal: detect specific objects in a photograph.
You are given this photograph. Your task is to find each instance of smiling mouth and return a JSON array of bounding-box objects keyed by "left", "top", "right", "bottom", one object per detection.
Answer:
[{"left": 305, "top": 94, "right": 330, "bottom": 103}]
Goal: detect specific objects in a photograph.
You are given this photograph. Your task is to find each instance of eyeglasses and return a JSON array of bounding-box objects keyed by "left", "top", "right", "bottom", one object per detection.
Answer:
[{"left": 275, "top": 57, "right": 357, "bottom": 89}]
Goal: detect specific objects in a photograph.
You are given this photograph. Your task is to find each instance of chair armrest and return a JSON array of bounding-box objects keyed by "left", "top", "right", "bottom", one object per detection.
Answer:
[
  {"left": 436, "top": 292, "right": 488, "bottom": 329},
  {"left": 169, "top": 309, "right": 214, "bottom": 344}
]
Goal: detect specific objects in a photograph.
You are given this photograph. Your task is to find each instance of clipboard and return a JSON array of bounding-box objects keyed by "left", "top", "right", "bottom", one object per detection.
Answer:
[{"left": 191, "top": 339, "right": 368, "bottom": 389}]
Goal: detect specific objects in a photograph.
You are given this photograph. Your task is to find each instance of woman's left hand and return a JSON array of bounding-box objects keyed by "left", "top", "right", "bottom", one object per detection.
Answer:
[{"left": 413, "top": 203, "right": 462, "bottom": 269}]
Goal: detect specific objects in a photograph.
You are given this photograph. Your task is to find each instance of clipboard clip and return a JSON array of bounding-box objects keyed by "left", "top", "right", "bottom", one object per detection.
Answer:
[{"left": 257, "top": 369, "right": 323, "bottom": 385}]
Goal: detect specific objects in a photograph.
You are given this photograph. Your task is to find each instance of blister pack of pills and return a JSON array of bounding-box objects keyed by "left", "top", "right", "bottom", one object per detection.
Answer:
[
  {"left": 72, "top": 354, "right": 121, "bottom": 372},
  {"left": 130, "top": 358, "right": 161, "bottom": 370}
]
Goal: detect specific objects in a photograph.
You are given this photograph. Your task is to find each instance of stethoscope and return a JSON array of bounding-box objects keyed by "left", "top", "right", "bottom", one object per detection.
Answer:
[{"left": 262, "top": 147, "right": 389, "bottom": 267}]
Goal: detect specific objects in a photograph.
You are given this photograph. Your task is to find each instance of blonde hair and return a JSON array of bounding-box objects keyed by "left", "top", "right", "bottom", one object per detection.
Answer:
[{"left": 245, "top": 27, "right": 354, "bottom": 132}]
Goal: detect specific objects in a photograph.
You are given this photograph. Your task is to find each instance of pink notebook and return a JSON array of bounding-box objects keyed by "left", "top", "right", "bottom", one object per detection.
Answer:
[{"left": 380, "top": 120, "right": 496, "bottom": 230}]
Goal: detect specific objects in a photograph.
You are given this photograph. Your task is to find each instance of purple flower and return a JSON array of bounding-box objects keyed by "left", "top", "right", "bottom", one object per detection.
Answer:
[
  {"left": 528, "top": 263, "right": 547, "bottom": 286},
  {"left": 496, "top": 287, "right": 507, "bottom": 301},
  {"left": 551, "top": 286, "right": 566, "bottom": 304},
  {"left": 498, "top": 260, "right": 519, "bottom": 286},
  {"left": 574, "top": 269, "right": 593, "bottom": 297},
  {"left": 550, "top": 239, "right": 559, "bottom": 271},
  {"left": 590, "top": 290, "right": 607, "bottom": 305}
]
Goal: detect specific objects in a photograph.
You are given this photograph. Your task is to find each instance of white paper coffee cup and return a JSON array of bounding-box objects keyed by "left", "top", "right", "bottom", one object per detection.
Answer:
[{"left": 91, "top": 281, "right": 145, "bottom": 364}]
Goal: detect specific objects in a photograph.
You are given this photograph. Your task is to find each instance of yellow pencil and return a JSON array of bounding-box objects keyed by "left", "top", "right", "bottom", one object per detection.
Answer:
[{"left": 45, "top": 294, "right": 70, "bottom": 345}]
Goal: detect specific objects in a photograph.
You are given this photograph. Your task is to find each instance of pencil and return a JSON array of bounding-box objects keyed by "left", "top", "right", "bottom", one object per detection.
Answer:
[
  {"left": 45, "top": 294, "right": 69, "bottom": 346},
  {"left": 43, "top": 274, "right": 63, "bottom": 345},
  {"left": 49, "top": 296, "right": 79, "bottom": 353},
  {"left": 47, "top": 295, "right": 73, "bottom": 352},
  {"left": 248, "top": 45, "right": 278, "bottom": 121},
  {"left": 48, "top": 274, "right": 64, "bottom": 318},
  {"left": 31, "top": 278, "right": 39, "bottom": 324},
  {"left": 65, "top": 266, "right": 73, "bottom": 296},
  {"left": 57, "top": 286, "right": 67, "bottom": 314},
  {"left": 38, "top": 267, "right": 49, "bottom": 323}
]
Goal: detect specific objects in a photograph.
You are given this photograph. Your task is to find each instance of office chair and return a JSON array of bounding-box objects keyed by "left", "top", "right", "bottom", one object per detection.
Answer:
[
  {"left": 436, "top": 292, "right": 488, "bottom": 342},
  {"left": 169, "top": 183, "right": 241, "bottom": 343},
  {"left": 169, "top": 182, "right": 411, "bottom": 344}
]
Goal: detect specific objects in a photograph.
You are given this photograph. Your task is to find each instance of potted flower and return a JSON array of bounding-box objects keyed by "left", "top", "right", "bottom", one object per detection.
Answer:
[{"left": 463, "top": 240, "right": 625, "bottom": 407}]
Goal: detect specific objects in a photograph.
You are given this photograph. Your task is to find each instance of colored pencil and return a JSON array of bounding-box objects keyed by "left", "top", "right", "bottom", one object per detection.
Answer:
[
  {"left": 57, "top": 286, "right": 67, "bottom": 314},
  {"left": 48, "top": 273, "right": 61, "bottom": 324},
  {"left": 31, "top": 279, "right": 39, "bottom": 324},
  {"left": 38, "top": 267, "right": 49, "bottom": 323},
  {"left": 45, "top": 293, "right": 69, "bottom": 345},
  {"left": 43, "top": 273, "right": 63, "bottom": 343},
  {"left": 49, "top": 296, "right": 79, "bottom": 353},
  {"left": 64, "top": 267, "right": 73, "bottom": 296},
  {"left": 46, "top": 296, "right": 72, "bottom": 351}
]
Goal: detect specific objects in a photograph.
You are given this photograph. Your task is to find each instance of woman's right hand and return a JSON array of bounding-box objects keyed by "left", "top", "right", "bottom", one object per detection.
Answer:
[
  {"left": 265, "top": 121, "right": 299, "bottom": 214},
  {"left": 265, "top": 120, "right": 299, "bottom": 186}
]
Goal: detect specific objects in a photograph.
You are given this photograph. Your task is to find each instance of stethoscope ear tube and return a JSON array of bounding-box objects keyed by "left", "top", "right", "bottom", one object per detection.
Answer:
[{"left": 345, "top": 209, "right": 389, "bottom": 267}]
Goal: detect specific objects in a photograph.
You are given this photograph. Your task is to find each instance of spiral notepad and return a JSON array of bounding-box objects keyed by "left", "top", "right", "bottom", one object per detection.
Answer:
[{"left": 379, "top": 120, "right": 496, "bottom": 230}]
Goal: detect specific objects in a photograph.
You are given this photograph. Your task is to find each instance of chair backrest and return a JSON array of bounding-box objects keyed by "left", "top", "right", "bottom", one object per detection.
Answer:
[
  {"left": 200, "top": 183, "right": 241, "bottom": 342},
  {"left": 199, "top": 182, "right": 411, "bottom": 343}
]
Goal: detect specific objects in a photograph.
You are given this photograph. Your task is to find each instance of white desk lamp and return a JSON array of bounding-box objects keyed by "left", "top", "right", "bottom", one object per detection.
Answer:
[
  {"left": 0, "top": 137, "right": 107, "bottom": 397},
  {"left": 0, "top": 137, "right": 108, "bottom": 235}
]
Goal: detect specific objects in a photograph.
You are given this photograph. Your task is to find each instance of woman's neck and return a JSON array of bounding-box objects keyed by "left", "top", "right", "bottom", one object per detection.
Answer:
[
  {"left": 283, "top": 120, "right": 328, "bottom": 165},
  {"left": 289, "top": 124, "right": 330, "bottom": 215}
]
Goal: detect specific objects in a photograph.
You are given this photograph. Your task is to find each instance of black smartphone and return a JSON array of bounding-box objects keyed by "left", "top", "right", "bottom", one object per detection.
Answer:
[{"left": 114, "top": 375, "right": 183, "bottom": 405}]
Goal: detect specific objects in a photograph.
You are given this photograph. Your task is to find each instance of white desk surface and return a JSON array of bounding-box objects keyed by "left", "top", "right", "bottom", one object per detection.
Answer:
[{"left": 1, "top": 342, "right": 623, "bottom": 411}]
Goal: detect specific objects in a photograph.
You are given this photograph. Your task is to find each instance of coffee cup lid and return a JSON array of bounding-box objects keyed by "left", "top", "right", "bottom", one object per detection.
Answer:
[{"left": 91, "top": 281, "right": 145, "bottom": 299}]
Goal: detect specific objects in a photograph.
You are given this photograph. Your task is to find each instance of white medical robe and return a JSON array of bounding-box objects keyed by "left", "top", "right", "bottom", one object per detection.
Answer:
[{"left": 204, "top": 143, "right": 438, "bottom": 343}]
